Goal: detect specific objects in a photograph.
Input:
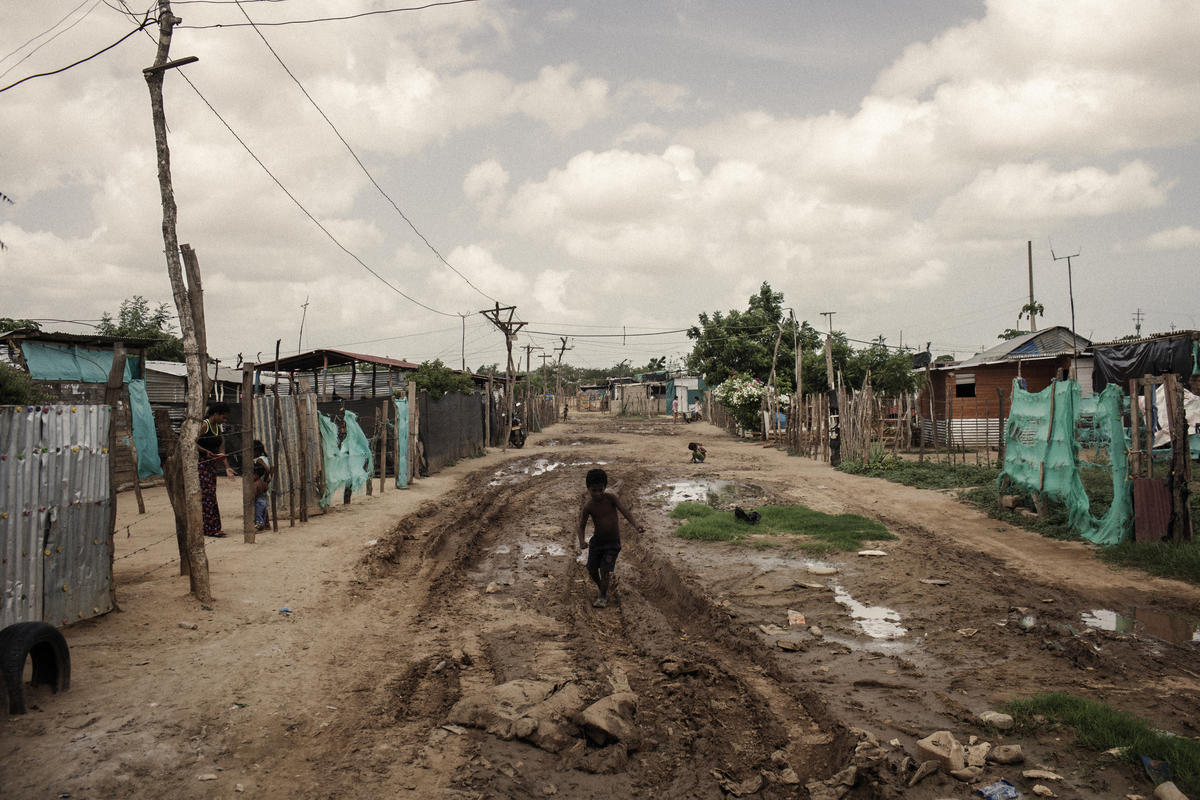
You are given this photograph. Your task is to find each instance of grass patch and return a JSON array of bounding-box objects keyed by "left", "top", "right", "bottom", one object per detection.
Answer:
[
  {"left": 1002, "top": 692, "right": 1200, "bottom": 794},
  {"left": 670, "top": 501, "right": 895, "bottom": 552},
  {"left": 1098, "top": 539, "right": 1200, "bottom": 584},
  {"left": 838, "top": 456, "right": 999, "bottom": 490}
]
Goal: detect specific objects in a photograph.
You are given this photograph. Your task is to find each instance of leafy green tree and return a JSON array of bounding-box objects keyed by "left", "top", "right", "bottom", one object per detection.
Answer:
[
  {"left": 0, "top": 317, "right": 41, "bottom": 333},
  {"left": 413, "top": 359, "right": 475, "bottom": 399},
  {"left": 98, "top": 296, "right": 184, "bottom": 361},
  {"left": 843, "top": 339, "right": 921, "bottom": 396},
  {"left": 686, "top": 282, "right": 811, "bottom": 391},
  {"left": 1019, "top": 301, "right": 1044, "bottom": 330},
  {"left": 997, "top": 328, "right": 1026, "bottom": 341},
  {"left": 0, "top": 362, "right": 48, "bottom": 405}
]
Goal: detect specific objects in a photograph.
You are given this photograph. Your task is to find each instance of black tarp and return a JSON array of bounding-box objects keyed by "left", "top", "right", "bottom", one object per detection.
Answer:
[
  {"left": 1092, "top": 336, "right": 1198, "bottom": 392},
  {"left": 418, "top": 391, "right": 486, "bottom": 474}
]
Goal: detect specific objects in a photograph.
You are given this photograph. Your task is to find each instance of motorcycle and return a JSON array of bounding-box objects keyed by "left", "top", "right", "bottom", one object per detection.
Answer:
[{"left": 509, "top": 405, "right": 527, "bottom": 448}]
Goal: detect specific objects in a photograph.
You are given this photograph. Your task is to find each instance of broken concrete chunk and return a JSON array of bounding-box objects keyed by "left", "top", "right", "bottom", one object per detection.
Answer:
[
  {"left": 1023, "top": 769, "right": 1063, "bottom": 781},
  {"left": 857, "top": 549, "right": 888, "bottom": 557},
  {"left": 988, "top": 744, "right": 1024, "bottom": 764},
  {"left": 580, "top": 692, "right": 638, "bottom": 747},
  {"left": 979, "top": 710, "right": 1015, "bottom": 730},
  {"left": 920, "top": 578, "right": 950, "bottom": 586},
  {"left": 714, "top": 771, "right": 764, "bottom": 797},
  {"left": 1032, "top": 785, "right": 1058, "bottom": 798},
  {"left": 807, "top": 565, "right": 839, "bottom": 576},
  {"left": 950, "top": 766, "right": 983, "bottom": 782},
  {"left": 908, "top": 760, "right": 940, "bottom": 787},
  {"left": 966, "top": 742, "right": 992, "bottom": 767},
  {"left": 917, "top": 731, "right": 967, "bottom": 772},
  {"left": 778, "top": 768, "right": 800, "bottom": 785}
]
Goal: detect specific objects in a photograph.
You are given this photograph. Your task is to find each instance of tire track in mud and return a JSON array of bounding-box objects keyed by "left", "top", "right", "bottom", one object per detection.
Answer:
[{"left": 332, "top": 456, "right": 864, "bottom": 799}]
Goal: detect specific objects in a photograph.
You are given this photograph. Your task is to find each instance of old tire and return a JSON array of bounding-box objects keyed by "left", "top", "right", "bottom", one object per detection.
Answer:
[{"left": 0, "top": 621, "right": 71, "bottom": 715}]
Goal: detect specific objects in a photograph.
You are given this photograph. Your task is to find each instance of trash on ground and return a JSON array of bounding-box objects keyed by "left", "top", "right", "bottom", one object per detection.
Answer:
[
  {"left": 976, "top": 779, "right": 1019, "bottom": 799},
  {"left": 787, "top": 609, "right": 806, "bottom": 627},
  {"left": 857, "top": 549, "right": 888, "bottom": 557}
]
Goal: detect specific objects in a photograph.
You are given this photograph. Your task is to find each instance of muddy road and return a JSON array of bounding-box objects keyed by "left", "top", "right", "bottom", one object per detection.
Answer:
[{"left": 4, "top": 415, "right": 1199, "bottom": 799}]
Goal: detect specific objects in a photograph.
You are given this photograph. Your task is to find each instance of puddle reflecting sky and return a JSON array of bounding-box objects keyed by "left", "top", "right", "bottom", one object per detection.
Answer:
[
  {"left": 831, "top": 582, "right": 907, "bottom": 639},
  {"left": 1081, "top": 607, "right": 1200, "bottom": 645},
  {"left": 657, "top": 479, "right": 733, "bottom": 506}
]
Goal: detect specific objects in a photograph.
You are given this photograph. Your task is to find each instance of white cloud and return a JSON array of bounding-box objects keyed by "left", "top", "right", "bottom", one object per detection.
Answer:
[
  {"left": 1144, "top": 225, "right": 1200, "bottom": 251},
  {"left": 510, "top": 64, "right": 611, "bottom": 135},
  {"left": 464, "top": 160, "right": 510, "bottom": 222}
]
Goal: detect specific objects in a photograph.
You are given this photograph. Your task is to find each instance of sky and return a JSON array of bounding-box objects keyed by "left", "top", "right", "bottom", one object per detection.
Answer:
[{"left": 2, "top": 0, "right": 1198, "bottom": 373}]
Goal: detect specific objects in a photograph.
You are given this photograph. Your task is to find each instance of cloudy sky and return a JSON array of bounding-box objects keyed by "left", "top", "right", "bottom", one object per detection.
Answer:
[{"left": 3, "top": 0, "right": 1198, "bottom": 372}]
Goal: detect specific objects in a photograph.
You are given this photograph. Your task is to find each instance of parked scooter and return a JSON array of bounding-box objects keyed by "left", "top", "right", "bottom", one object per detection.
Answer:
[{"left": 509, "top": 405, "right": 527, "bottom": 448}]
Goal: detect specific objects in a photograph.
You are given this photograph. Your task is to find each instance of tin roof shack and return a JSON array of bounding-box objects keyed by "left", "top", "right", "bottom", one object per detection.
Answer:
[
  {"left": 667, "top": 375, "right": 707, "bottom": 411},
  {"left": 145, "top": 359, "right": 244, "bottom": 428},
  {"left": 613, "top": 376, "right": 665, "bottom": 415},
  {"left": 268, "top": 348, "right": 419, "bottom": 400},
  {"left": 1, "top": 330, "right": 160, "bottom": 490},
  {"left": 922, "top": 326, "right": 1091, "bottom": 447}
]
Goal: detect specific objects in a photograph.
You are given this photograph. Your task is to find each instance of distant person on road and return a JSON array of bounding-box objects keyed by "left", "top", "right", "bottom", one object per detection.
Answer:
[
  {"left": 688, "top": 442, "right": 706, "bottom": 463},
  {"left": 577, "top": 468, "right": 644, "bottom": 608},
  {"left": 563, "top": 402, "right": 569, "bottom": 421},
  {"left": 672, "top": 396, "right": 680, "bottom": 423},
  {"left": 252, "top": 440, "right": 272, "bottom": 531},
  {"left": 692, "top": 399, "right": 702, "bottom": 421}
]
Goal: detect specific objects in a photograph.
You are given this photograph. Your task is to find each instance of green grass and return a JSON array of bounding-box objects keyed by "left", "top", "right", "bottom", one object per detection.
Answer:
[
  {"left": 669, "top": 501, "right": 895, "bottom": 552},
  {"left": 838, "top": 456, "right": 999, "bottom": 490},
  {"left": 1098, "top": 539, "right": 1200, "bottom": 584},
  {"left": 1002, "top": 693, "right": 1200, "bottom": 794}
]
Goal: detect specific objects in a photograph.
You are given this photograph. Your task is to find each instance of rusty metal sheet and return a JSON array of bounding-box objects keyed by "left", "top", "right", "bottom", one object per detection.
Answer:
[
  {"left": 1, "top": 404, "right": 112, "bottom": 628},
  {"left": 1133, "top": 477, "right": 1171, "bottom": 543}
]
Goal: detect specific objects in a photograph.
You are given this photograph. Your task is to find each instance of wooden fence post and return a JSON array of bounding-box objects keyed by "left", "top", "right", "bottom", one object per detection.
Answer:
[{"left": 241, "top": 365, "right": 256, "bottom": 543}]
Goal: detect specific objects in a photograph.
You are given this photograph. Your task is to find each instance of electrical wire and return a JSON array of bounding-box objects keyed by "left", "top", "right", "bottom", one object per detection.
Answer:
[
  {"left": 229, "top": 0, "right": 499, "bottom": 305},
  {"left": 0, "top": 0, "right": 99, "bottom": 75},
  {"left": 179, "top": 0, "right": 479, "bottom": 28},
  {"left": 174, "top": 70, "right": 458, "bottom": 319},
  {"left": 0, "top": 11, "right": 154, "bottom": 93}
]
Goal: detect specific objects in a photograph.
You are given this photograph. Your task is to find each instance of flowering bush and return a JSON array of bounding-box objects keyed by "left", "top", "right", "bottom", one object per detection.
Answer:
[{"left": 712, "top": 375, "right": 766, "bottom": 431}]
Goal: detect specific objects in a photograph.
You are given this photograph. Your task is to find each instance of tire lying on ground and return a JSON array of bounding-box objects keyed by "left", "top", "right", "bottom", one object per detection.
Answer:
[{"left": 0, "top": 621, "right": 71, "bottom": 715}]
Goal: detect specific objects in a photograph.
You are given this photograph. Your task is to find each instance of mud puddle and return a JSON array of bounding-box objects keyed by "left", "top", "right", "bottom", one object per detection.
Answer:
[{"left": 1081, "top": 606, "right": 1200, "bottom": 644}]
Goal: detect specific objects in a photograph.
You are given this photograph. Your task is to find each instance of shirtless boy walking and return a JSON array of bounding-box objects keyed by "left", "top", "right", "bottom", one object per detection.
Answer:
[{"left": 578, "top": 468, "right": 644, "bottom": 608}]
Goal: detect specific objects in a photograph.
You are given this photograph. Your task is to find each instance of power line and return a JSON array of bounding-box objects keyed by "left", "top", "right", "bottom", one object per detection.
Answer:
[
  {"left": 0, "top": 0, "right": 100, "bottom": 76},
  {"left": 229, "top": 0, "right": 498, "bottom": 304},
  {"left": 179, "top": 0, "right": 479, "bottom": 28},
  {"left": 0, "top": 12, "right": 154, "bottom": 93},
  {"left": 175, "top": 69, "right": 457, "bottom": 318}
]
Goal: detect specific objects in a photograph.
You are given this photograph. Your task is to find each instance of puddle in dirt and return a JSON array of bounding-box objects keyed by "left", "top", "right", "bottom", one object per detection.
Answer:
[
  {"left": 831, "top": 583, "right": 907, "bottom": 640},
  {"left": 1081, "top": 607, "right": 1200, "bottom": 645},
  {"left": 489, "top": 458, "right": 607, "bottom": 485},
  {"left": 521, "top": 542, "right": 568, "bottom": 559},
  {"left": 657, "top": 479, "right": 735, "bottom": 506}
]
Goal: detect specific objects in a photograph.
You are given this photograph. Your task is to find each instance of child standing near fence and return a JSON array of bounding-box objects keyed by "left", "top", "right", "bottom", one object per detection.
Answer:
[{"left": 252, "top": 440, "right": 272, "bottom": 531}]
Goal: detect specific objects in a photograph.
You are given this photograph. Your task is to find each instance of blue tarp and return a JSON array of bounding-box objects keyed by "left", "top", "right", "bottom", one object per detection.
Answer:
[{"left": 393, "top": 396, "right": 409, "bottom": 489}]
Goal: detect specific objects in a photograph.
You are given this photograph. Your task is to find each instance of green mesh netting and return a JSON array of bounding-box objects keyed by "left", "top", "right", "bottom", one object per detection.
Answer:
[
  {"left": 317, "top": 410, "right": 374, "bottom": 508},
  {"left": 999, "top": 379, "right": 1131, "bottom": 546},
  {"left": 127, "top": 379, "right": 162, "bottom": 478}
]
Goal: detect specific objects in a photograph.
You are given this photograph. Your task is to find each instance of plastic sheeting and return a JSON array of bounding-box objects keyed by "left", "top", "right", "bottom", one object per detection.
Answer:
[
  {"left": 393, "top": 397, "right": 409, "bottom": 489},
  {"left": 316, "top": 410, "right": 373, "bottom": 508},
  {"left": 1000, "top": 380, "right": 1132, "bottom": 546},
  {"left": 20, "top": 341, "right": 139, "bottom": 383},
  {"left": 1092, "top": 336, "right": 1199, "bottom": 392},
  {"left": 126, "top": 379, "right": 162, "bottom": 478}
]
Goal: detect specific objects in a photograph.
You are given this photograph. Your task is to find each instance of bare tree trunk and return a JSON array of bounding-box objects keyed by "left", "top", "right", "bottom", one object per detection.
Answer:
[{"left": 145, "top": 1, "right": 211, "bottom": 602}]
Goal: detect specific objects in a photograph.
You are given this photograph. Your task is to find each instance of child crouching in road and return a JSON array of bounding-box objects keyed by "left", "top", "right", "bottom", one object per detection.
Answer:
[{"left": 577, "top": 468, "right": 644, "bottom": 608}]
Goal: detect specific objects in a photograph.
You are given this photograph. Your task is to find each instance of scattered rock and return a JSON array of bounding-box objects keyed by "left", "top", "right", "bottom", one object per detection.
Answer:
[
  {"left": 541, "top": 784, "right": 557, "bottom": 796},
  {"left": 778, "top": 768, "right": 800, "bottom": 785},
  {"left": 1032, "top": 785, "right": 1058, "bottom": 798},
  {"left": 431, "top": 660, "right": 447, "bottom": 673},
  {"left": 1154, "top": 782, "right": 1190, "bottom": 800},
  {"left": 999, "top": 494, "right": 1022, "bottom": 510},
  {"left": 807, "top": 565, "right": 839, "bottom": 576},
  {"left": 966, "top": 742, "right": 991, "bottom": 767},
  {"left": 857, "top": 550, "right": 888, "bottom": 557},
  {"left": 197, "top": 774, "right": 218, "bottom": 782},
  {"left": 485, "top": 582, "right": 503, "bottom": 594},
  {"left": 950, "top": 766, "right": 983, "bottom": 782},
  {"left": 758, "top": 624, "right": 789, "bottom": 636},
  {"left": 832, "top": 765, "right": 857, "bottom": 786},
  {"left": 809, "top": 625, "right": 823, "bottom": 637},
  {"left": 235, "top": 785, "right": 244, "bottom": 793},
  {"left": 908, "top": 760, "right": 939, "bottom": 787},
  {"left": 957, "top": 628, "right": 979, "bottom": 637},
  {"left": 917, "top": 731, "right": 966, "bottom": 772},
  {"left": 714, "top": 771, "right": 763, "bottom": 797},
  {"left": 441, "top": 724, "right": 468, "bottom": 735},
  {"left": 776, "top": 638, "right": 804, "bottom": 652},
  {"left": 988, "top": 744, "right": 1024, "bottom": 764},
  {"left": 447, "top": 679, "right": 583, "bottom": 752},
  {"left": 979, "top": 710, "right": 1015, "bottom": 730},
  {"left": 920, "top": 578, "right": 950, "bottom": 586},
  {"left": 1023, "top": 769, "right": 1063, "bottom": 781},
  {"left": 889, "top": 738, "right": 901, "bottom": 747},
  {"left": 178, "top": 621, "right": 198, "bottom": 630},
  {"left": 580, "top": 692, "right": 638, "bottom": 747}
]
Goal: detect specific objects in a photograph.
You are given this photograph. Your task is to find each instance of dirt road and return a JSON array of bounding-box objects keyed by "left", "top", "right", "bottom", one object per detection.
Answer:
[{"left": 3, "top": 414, "right": 1198, "bottom": 799}]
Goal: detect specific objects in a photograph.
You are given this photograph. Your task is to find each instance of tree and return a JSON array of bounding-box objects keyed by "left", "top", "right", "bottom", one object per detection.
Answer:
[
  {"left": 0, "top": 362, "right": 48, "bottom": 405},
  {"left": 98, "top": 296, "right": 184, "bottom": 361},
  {"left": 1019, "top": 301, "right": 1044, "bottom": 330},
  {"left": 0, "top": 317, "right": 40, "bottom": 333},
  {"left": 997, "top": 328, "right": 1026, "bottom": 341},
  {"left": 413, "top": 359, "right": 475, "bottom": 399},
  {"left": 686, "top": 282, "right": 810, "bottom": 391},
  {"left": 0, "top": 191, "right": 12, "bottom": 251}
]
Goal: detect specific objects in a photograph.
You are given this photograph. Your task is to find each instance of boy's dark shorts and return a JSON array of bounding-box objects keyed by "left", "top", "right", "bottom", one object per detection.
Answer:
[{"left": 587, "top": 541, "right": 621, "bottom": 573}]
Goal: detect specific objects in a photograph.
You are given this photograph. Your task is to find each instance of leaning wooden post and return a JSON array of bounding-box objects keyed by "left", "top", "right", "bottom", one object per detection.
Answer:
[
  {"left": 378, "top": 398, "right": 387, "bottom": 494},
  {"left": 144, "top": 4, "right": 211, "bottom": 602},
  {"left": 292, "top": 383, "right": 310, "bottom": 523},
  {"left": 104, "top": 344, "right": 127, "bottom": 612},
  {"left": 1165, "top": 374, "right": 1194, "bottom": 542},
  {"left": 1128, "top": 379, "right": 1142, "bottom": 477},
  {"left": 241, "top": 364, "right": 256, "bottom": 543}
]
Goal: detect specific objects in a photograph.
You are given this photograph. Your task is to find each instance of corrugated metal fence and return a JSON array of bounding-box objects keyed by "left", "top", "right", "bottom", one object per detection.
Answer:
[{"left": 1, "top": 404, "right": 113, "bottom": 629}]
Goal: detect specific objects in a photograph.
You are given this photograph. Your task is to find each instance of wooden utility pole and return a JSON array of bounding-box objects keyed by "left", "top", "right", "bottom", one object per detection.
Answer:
[
  {"left": 1027, "top": 240, "right": 1037, "bottom": 332},
  {"left": 481, "top": 304, "right": 524, "bottom": 451},
  {"left": 555, "top": 336, "right": 572, "bottom": 413},
  {"left": 241, "top": 364, "right": 256, "bottom": 543},
  {"left": 524, "top": 343, "right": 543, "bottom": 415},
  {"left": 144, "top": 0, "right": 211, "bottom": 602}
]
